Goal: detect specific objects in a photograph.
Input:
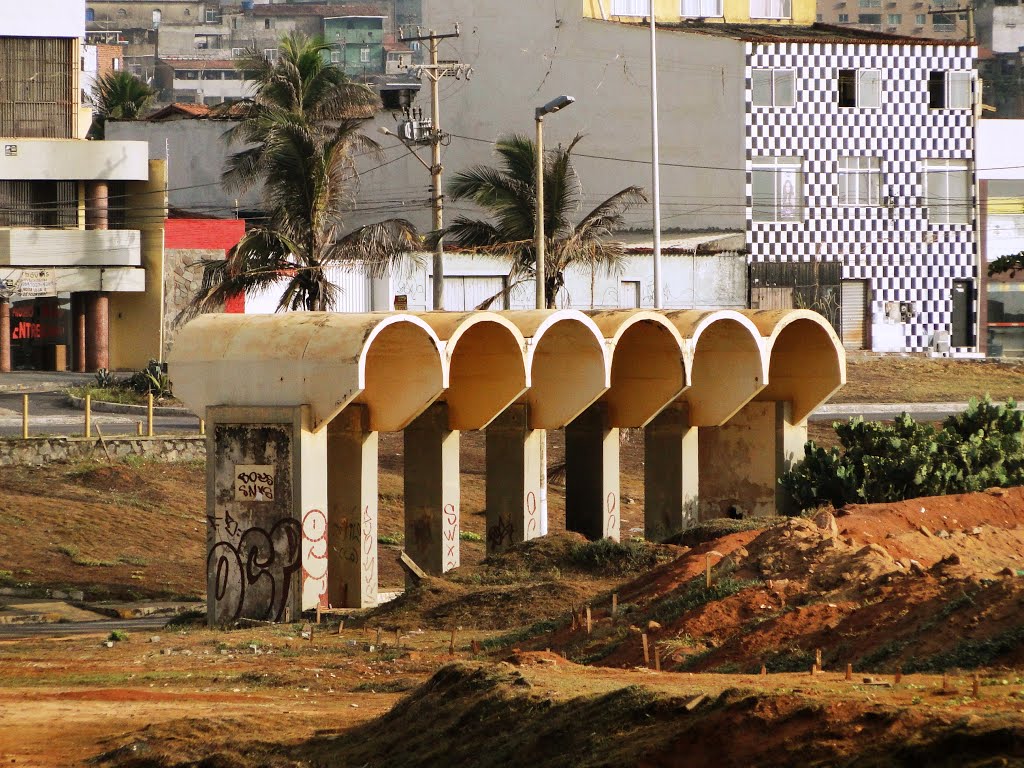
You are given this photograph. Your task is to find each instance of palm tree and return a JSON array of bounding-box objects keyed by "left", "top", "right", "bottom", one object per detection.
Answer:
[
  {"left": 87, "top": 71, "right": 155, "bottom": 139},
  {"left": 444, "top": 134, "right": 647, "bottom": 308},
  {"left": 183, "top": 33, "right": 419, "bottom": 316}
]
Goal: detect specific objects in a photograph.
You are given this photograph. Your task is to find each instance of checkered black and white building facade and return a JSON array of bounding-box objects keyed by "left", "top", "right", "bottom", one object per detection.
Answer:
[{"left": 745, "top": 42, "right": 977, "bottom": 352}]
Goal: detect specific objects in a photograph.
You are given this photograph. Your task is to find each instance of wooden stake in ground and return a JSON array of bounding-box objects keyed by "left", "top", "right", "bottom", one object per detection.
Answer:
[
  {"left": 337, "top": 619, "right": 345, "bottom": 635},
  {"left": 815, "top": 648, "right": 823, "bottom": 671},
  {"left": 316, "top": 605, "right": 321, "bottom": 625},
  {"left": 845, "top": 663, "right": 852, "bottom": 681},
  {"left": 641, "top": 633, "right": 650, "bottom": 668},
  {"left": 586, "top": 605, "right": 592, "bottom": 635},
  {"left": 654, "top": 645, "right": 661, "bottom": 672},
  {"left": 973, "top": 672, "right": 980, "bottom": 698},
  {"left": 375, "top": 627, "right": 382, "bottom": 648},
  {"left": 395, "top": 628, "right": 401, "bottom": 649},
  {"left": 449, "top": 628, "right": 457, "bottom": 655},
  {"left": 895, "top": 666, "right": 902, "bottom": 684},
  {"left": 611, "top": 593, "right": 618, "bottom": 616},
  {"left": 760, "top": 665, "right": 767, "bottom": 676},
  {"left": 942, "top": 672, "right": 949, "bottom": 693},
  {"left": 471, "top": 639, "right": 481, "bottom": 654}
]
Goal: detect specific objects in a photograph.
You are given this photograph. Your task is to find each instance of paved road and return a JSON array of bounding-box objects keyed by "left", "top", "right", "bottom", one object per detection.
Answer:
[
  {"left": 0, "top": 390, "right": 201, "bottom": 438},
  {"left": 0, "top": 616, "right": 173, "bottom": 638}
]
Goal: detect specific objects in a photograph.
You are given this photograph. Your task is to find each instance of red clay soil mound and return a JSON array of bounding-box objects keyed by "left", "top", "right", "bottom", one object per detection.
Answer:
[{"left": 517, "top": 488, "right": 1024, "bottom": 674}]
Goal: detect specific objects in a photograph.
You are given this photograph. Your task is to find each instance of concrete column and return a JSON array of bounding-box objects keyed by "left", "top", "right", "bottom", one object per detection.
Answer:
[
  {"left": 644, "top": 402, "right": 699, "bottom": 541},
  {"left": 0, "top": 298, "right": 10, "bottom": 373},
  {"left": 485, "top": 403, "right": 543, "bottom": 554},
  {"left": 326, "top": 405, "right": 379, "bottom": 608},
  {"left": 698, "top": 401, "right": 807, "bottom": 520},
  {"left": 565, "top": 402, "right": 620, "bottom": 542},
  {"left": 403, "top": 401, "right": 460, "bottom": 574},
  {"left": 84, "top": 181, "right": 109, "bottom": 230},
  {"left": 206, "top": 406, "right": 327, "bottom": 626},
  {"left": 84, "top": 292, "right": 109, "bottom": 372},
  {"left": 72, "top": 294, "right": 86, "bottom": 373}
]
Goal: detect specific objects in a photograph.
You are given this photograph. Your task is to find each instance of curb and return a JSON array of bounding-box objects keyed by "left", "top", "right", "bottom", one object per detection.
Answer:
[{"left": 65, "top": 393, "right": 196, "bottom": 418}]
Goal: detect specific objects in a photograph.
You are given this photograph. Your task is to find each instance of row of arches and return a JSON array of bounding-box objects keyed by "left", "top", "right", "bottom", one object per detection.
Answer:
[{"left": 171, "top": 308, "right": 845, "bottom": 622}]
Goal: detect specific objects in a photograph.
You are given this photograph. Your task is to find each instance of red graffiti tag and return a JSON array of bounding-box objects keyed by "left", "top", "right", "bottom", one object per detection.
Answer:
[
  {"left": 606, "top": 492, "right": 618, "bottom": 539},
  {"left": 525, "top": 491, "right": 538, "bottom": 537},
  {"left": 444, "top": 503, "right": 458, "bottom": 570}
]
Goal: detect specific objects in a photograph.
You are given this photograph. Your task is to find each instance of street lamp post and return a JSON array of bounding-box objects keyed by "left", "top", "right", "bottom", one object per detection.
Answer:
[{"left": 534, "top": 95, "right": 575, "bottom": 310}]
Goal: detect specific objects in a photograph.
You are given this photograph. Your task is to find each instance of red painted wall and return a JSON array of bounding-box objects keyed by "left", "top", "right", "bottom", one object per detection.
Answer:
[{"left": 165, "top": 218, "right": 246, "bottom": 312}]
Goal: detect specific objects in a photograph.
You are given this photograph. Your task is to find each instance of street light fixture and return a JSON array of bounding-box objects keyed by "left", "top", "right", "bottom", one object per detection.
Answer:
[{"left": 534, "top": 95, "right": 575, "bottom": 310}]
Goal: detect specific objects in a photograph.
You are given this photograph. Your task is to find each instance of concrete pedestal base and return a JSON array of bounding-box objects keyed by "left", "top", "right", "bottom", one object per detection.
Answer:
[
  {"left": 565, "top": 403, "right": 620, "bottom": 542},
  {"left": 644, "top": 402, "right": 699, "bottom": 541},
  {"left": 698, "top": 401, "right": 806, "bottom": 519},
  {"left": 484, "top": 403, "right": 544, "bottom": 553},
  {"left": 327, "top": 405, "right": 379, "bottom": 608},
  {"left": 404, "top": 402, "right": 460, "bottom": 574},
  {"left": 205, "top": 406, "right": 327, "bottom": 626}
]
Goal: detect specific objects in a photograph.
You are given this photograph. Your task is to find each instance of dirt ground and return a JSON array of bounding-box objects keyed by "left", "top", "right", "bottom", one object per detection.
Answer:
[{"left": 1, "top": 355, "right": 1023, "bottom": 766}]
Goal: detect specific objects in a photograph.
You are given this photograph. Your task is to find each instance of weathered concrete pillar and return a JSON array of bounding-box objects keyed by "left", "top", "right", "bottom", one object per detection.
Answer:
[
  {"left": 644, "top": 402, "right": 699, "bottom": 541},
  {"left": 485, "top": 403, "right": 544, "bottom": 553},
  {"left": 85, "top": 181, "right": 109, "bottom": 231},
  {"left": 565, "top": 402, "right": 620, "bottom": 542},
  {"left": 403, "top": 401, "right": 459, "bottom": 574},
  {"left": 205, "top": 405, "right": 327, "bottom": 626},
  {"left": 698, "top": 400, "right": 807, "bottom": 520},
  {"left": 72, "top": 293, "right": 87, "bottom": 373},
  {"left": 326, "top": 404, "right": 379, "bottom": 609},
  {"left": 84, "top": 292, "right": 109, "bottom": 372},
  {"left": 0, "top": 297, "right": 10, "bottom": 373}
]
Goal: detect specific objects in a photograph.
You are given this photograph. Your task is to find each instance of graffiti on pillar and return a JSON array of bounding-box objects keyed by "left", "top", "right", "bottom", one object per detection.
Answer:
[
  {"left": 234, "top": 465, "right": 276, "bottom": 501},
  {"left": 207, "top": 517, "right": 302, "bottom": 624},
  {"left": 362, "top": 505, "right": 376, "bottom": 603},
  {"left": 525, "top": 491, "right": 539, "bottom": 538},
  {"left": 302, "top": 509, "right": 328, "bottom": 610},
  {"left": 606, "top": 492, "right": 618, "bottom": 539},
  {"left": 487, "top": 515, "right": 514, "bottom": 550},
  {"left": 443, "top": 503, "right": 459, "bottom": 571}
]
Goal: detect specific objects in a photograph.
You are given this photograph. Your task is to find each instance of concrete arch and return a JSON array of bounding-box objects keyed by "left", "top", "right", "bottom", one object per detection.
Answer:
[
  {"left": 414, "top": 312, "right": 529, "bottom": 431},
  {"left": 587, "top": 310, "right": 688, "bottom": 428},
  {"left": 499, "top": 310, "right": 611, "bottom": 429},
  {"left": 745, "top": 309, "right": 847, "bottom": 422},
  {"left": 168, "top": 312, "right": 445, "bottom": 432},
  {"left": 667, "top": 310, "right": 768, "bottom": 427}
]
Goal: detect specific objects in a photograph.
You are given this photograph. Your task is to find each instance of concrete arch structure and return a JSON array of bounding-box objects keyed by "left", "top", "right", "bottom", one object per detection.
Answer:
[
  {"left": 172, "top": 312, "right": 445, "bottom": 432},
  {"left": 168, "top": 308, "right": 846, "bottom": 624}
]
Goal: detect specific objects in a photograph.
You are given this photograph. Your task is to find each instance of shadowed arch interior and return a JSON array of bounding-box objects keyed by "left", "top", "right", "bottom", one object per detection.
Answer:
[
  {"left": 686, "top": 318, "right": 765, "bottom": 426},
  {"left": 757, "top": 318, "right": 845, "bottom": 421},
  {"left": 445, "top": 321, "right": 528, "bottom": 430},
  {"left": 527, "top": 319, "right": 608, "bottom": 428},
  {"left": 605, "top": 319, "right": 687, "bottom": 427},
  {"left": 358, "top": 322, "right": 444, "bottom": 432}
]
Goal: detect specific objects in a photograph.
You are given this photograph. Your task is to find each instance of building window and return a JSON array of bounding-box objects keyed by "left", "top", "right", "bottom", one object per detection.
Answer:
[
  {"left": 858, "top": 13, "right": 882, "bottom": 23},
  {"left": 752, "top": 156, "right": 803, "bottom": 222},
  {"left": 750, "top": 0, "right": 792, "bottom": 18},
  {"left": 816, "top": 12, "right": 823, "bottom": 20},
  {"left": 184, "top": 8, "right": 190, "bottom": 16},
  {"left": 838, "top": 13, "right": 850, "bottom": 21},
  {"left": 330, "top": 50, "right": 341, "bottom": 63},
  {"left": 232, "top": 47, "right": 245, "bottom": 58},
  {"left": 932, "top": 12, "right": 956, "bottom": 30},
  {"left": 85, "top": 8, "right": 94, "bottom": 21},
  {"left": 360, "top": 47, "right": 371, "bottom": 64},
  {"left": 205, "top": 9, "right": 220, "bottom": 23},
  {"left": 838, "top": 156, "right": 882, "bottom": 206},
  {"left": 858, "top": 0, "right": 881, "bottom": 6},
  {"left": 265, "top": 18, "right": 273, "bottom": 29},
  {"left": 752, "top": 68, "right": 795, "bottom": 107},
  {"left": 610, "top": 0, "right": 647, "bottom": 15},
  {"left": 838, "top": 69, "right": 881, "bottom": 108},
  {"left": 928, "top": 70, "right": 972, "bottom": 109},
  {"left": 915, "top": 13, "right": 926, "bottom": 23},
  {"left": 925, "top": 159, "right": 971, "bottom": 224},
  {"left": 264, "top": 48, "right": 278, "bottom": 62},
  {"left": 681, "top": 0, "right": 724, "bottom": 17},
  {"left": 887, "top": 13, "right": 902, "bottom": 23}
]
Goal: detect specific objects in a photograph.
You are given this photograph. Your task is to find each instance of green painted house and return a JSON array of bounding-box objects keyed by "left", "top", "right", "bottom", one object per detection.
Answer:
[{"left": 323, "top": 15, "right": 386, "bottom": 78}]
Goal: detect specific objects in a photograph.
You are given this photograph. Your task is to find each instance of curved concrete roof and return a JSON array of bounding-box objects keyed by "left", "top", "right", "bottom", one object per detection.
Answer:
[
  {"left": 743, "top": 309, "right": 847, "bottom": 422},
  {"left": 413, "top": 312, "right": 528, "bottom": 431},
  {"left": 667, "top": 310, "right": 768, "bottom": 427},
  {"left": 587, "top": 310, "right": 688, "bottom": 428},
  {"left": 498, "top": 310, "right": 612, "bottom": 429},
  {"left": 170, "top": 308, "right": 844, "bottom": 432},
  {"left": 169, "top": 312, "right": 445, "bottom": 432}
]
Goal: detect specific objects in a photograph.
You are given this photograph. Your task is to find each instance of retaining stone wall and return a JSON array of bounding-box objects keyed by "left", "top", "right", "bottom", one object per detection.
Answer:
[{"left": 0, "top": 436, "right": 206, "bottom": 466}]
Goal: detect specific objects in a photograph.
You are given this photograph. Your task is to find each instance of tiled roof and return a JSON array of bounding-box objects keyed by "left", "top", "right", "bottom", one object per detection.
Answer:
[
  {"left": 145, "top": 102, "right": 212, "bottom": 120},
  {"left": 249, "top": 3, "right": 387, "bottom": 17}
]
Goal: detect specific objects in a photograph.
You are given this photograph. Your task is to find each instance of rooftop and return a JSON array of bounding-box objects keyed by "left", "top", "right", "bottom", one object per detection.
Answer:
[{"left": 652, "top": 21, "right": 975, "bottom": 46}]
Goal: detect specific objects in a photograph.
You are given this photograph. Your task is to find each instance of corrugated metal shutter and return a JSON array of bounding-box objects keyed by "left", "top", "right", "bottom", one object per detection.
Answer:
[
  {"left": 440, "top": 276, "right": 507, "bottom": 310},
  {"left": 325, "top": 264, "right": 370, "bottom": 312},
  {"left": 841, "top": 280, "right": 868, "bottom": 350},
  {"left": 750, "top": 286, "right": 793, "bottom": 310}
]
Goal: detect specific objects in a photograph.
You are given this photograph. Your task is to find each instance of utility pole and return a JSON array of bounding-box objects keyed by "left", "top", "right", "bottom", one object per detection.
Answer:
[
  {"left": 399, "top": 24, "right": 470, "bottom": 311},
  {"left": 925, "top": 3, "right": 974, "bottom": 39}
]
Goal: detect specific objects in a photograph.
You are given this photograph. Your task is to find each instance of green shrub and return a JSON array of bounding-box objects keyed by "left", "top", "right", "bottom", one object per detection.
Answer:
[
  {"left": 108, "top": 630, "right": 129, "bottom": 642},
  {"left": 568, "top": 538, "right": 659, "bottom": 574},
  {"left": 781, "top": 398, "right": 1024, "bottom": 510}
]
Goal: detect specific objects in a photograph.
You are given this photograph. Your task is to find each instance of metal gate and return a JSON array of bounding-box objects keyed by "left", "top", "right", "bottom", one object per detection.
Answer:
[
  {"left": 951, "top": 280, "right": 974, "bottom": 348},
  {"left": 751, "top": 286, "right": 794, "bottom": 310},
  {"left": 841, "top": 280, "right": 869, "bottom": 350}
]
